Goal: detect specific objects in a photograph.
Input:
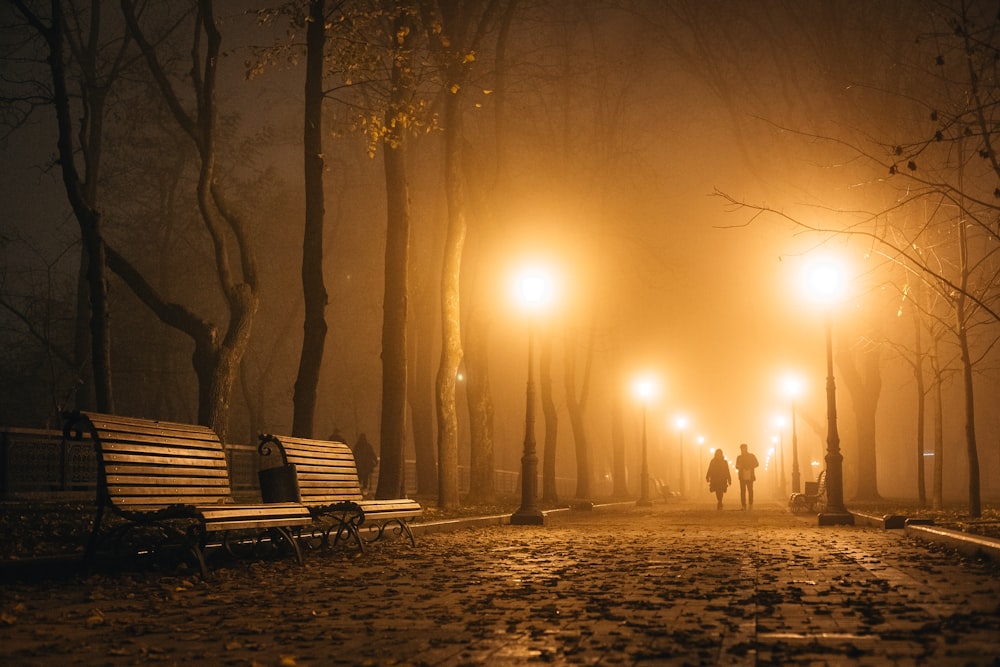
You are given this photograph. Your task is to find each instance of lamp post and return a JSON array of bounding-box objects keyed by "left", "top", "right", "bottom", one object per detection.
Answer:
[
  {"left": 696, "top": 435, "right": 705, "bottom": 490},
  {"left": 634, "top": 375, "right": 657, "bottom": 507},
  {"left": 782, "top": 374, "right": 803, "bottom": 494},
  {"left": 807, "top": 261, "right": 854, "bottom": 526},
  {"left": 768, "top": 443, "right": 778, "bottom": 494},
  {"left": 775, "top": 415, "right": 787, "bottom": 499},
  {"left": 511, "top": 270, "right": 551, "bottom": 526},
  {"left": 675, "top": 415, "right": 688, "bottom": 497}
]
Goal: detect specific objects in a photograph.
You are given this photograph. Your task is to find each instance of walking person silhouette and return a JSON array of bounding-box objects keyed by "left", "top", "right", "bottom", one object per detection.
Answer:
[
  {"left": 706, "top": 449, "right": 732, "bottom": 510},
  {"left": 735, "top": 443, "right": 760, "bottom": 510}
]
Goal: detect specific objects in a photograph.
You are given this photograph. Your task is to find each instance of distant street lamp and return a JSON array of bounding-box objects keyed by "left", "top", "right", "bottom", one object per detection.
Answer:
[
  {"left": 807, "top": 260, "right": 854, "bottom": 526},
  {"left": 782, "top": 374, "right": 803, "bottom": 494},
  {"left": 675, "top": 415, "right": 688, "bottom": 497},
  {"left": 511, "top": 269, "right": 554, "bottom": 526},
  {"left": 775, "top": 415, "right": 787, "bottom": 499},
  {"left": 634, "top": 375, "right": 657, "bottom": 507},
  {"left": 696, "top": 435, "right": 705, "bottom": 488}
]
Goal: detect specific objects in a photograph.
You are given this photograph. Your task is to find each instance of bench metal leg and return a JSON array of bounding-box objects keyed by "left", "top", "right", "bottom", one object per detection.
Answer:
[{"left": 361, "top": 519, "right": 416, "bottom": 547}]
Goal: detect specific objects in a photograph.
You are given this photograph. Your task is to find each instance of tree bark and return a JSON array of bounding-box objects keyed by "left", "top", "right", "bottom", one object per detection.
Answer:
[
  {"left": 540, "top": 326, "right": 559, "bottom": 503},
  {"left": 408, "top": 280, "right": 438, "bottom": 494},
  {"left": 564, "top": 323, "right": 592, "bottom": 500},
  {"left": 377, "top": 9, "right": 414, "bottom": 498},
  {"left": 434, "top": 78, "right": 466, "bottom": 509},
  {"left": 291, "top": 0, "right": 329, "bottom": 438},
  {"left": 121, "top": 0, "right": 259, "bottom": 441},
  {"left": 836, "top": 323, "right": 881, "bottom": 501},
  {"left": 17, "top": 0, "right": 116, "bottom": 413},
  {"left": 464, "top": 306, "right": 495, "bottom": 502},
  {"left": 910, "top": 292, "right": 926, "bottom": 508}
]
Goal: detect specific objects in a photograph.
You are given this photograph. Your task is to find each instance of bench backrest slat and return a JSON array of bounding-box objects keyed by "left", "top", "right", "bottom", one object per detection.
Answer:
[
  {"left": 260, "top": 435, "right": 364, "bottom": 504},
  {"left": 66, "top": 410, "right": 235, "bottom": 509}
]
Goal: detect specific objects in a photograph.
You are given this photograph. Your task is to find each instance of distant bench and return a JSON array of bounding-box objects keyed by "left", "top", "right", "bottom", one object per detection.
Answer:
[
  {"left": 258, "top": 434, "right": 422, "bottom": 550},
  {"left": 63, "top": 411, "right": 312, "bottom": 578},
  {"left": 789, "top": 470, "right": 827, "bottom": 513}
]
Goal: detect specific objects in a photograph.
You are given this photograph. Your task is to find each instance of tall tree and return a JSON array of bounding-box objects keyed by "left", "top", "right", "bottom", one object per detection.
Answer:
[
  {"left": 422, "top": 0, "right": 499, "bottom": 508},
  {"left": 291, "top": 0, "right": 329, "bottom": 438},
  {"left": 10, "top": 0, "right": 130, "bottom": 415},
  {"left": 376, "top": 3, "right": 417, "bottom": 499},
  {"left": 118, "top": 0, "right": 261, "bottom": 440},
  {"left": 836, "top": 308, "right": 882, "bottom": 501}
]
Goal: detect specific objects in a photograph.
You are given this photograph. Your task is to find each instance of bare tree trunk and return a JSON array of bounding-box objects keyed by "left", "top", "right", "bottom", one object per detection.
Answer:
[
  {"left": 956, "top": 300, "right": 981, "bottom": 517},
  {"left": 434, "top": 81, "right": 467, "bottom": 509},
  {"left": 609, "top": 330, "right": 629, "bottom": 498},
  {"left": 955, "top": 142, "right": 982, "bottom": 519},
  {"left": 931, "top": 355, "right": 944, "bottom": 511},
  {"left": 910, "top": 293, "right": 927, "bottom": 507},
  {"left": 564, "top": 324, "right": 592, "bottom": 500},
  {"left": 291, "top": 0, "right": 329, "bottom": 438},
  {"left": 409, "top": 281, "right": 438, "bottom": 494},
  {"left": 16, "top": 0, "right": 116, "bottom": 413},
  {"left": 540, "top": 326, "right": 558, "bottom": 503},
  {"left": 836, "top": 321, "right": 881, "bottom": 501},
  {"left": 121, "top": 0, "right": 260, "bottom": 442},
  {"left": 378, "top": 132, "right": 410, "bottom": 498},
  {"left": 375, "top": 7, "right": 416, "bottom": 500},
  {"left": 465, "top": 306, "right": 494, "bottom": 502}
]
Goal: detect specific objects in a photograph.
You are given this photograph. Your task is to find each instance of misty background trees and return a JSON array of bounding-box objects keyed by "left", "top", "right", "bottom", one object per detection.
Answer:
[{"left": 2, "top": 0, "right": 999, "bottom": 514}]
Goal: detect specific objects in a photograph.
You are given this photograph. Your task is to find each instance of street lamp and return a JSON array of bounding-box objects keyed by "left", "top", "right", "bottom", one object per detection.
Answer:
[
  {"left": 634, "top": 375, "right": 657, "bottom": 507},
  {"left": 774, "top": 415, "right": 787, "bottom": 499},
  {"left": 781, "top": 374, "right": 803, "bottom": 494},
  {"left": 511, "top": 268, "right": 553, "bottom": 526},
  {"left": 696, "top": 435, "right": 705, "bottom": 488},
  {"left": 675, "top": 415, "right": 688, "bottom": 497},
  {"left": 806, "top": 260, "right": 854, "bottom": 526}
]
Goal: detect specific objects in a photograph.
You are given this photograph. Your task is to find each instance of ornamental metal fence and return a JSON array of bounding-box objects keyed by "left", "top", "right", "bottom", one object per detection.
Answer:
[{"left": 1, "top": 428, "right": 581, "bottom": 502}]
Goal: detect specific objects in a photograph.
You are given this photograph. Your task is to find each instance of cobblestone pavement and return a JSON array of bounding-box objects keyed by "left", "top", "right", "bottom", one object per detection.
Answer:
[{"left": 2, "top": 501, "right": 999, "bottom": 666}]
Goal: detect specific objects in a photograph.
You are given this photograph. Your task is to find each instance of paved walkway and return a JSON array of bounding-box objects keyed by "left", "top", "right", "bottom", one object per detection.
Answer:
[{"left": 2, "top": 501, "right": 999, "bottom": 665}]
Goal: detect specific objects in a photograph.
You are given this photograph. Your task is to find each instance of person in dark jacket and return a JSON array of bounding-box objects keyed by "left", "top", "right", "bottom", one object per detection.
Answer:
[
  {"left": 352, "top": 433, "right": 379, "bottom": 494},
  {"left": 706, "top": 448, "right": 732, "bottom": 510},
  {"left": 735, "top": 443, "right": 760, "bottom": 510}
]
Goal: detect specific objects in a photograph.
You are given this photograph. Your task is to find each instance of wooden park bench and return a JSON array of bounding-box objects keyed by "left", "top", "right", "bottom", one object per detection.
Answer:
[
  {"left": 789, "top": 470, "right": 827, "bottom": 513},
  {"left": 257, "top": 434, "right": 422, "bottom": 551},
  {"left": 63, "top": 411, "right": 312, "bottom": 578}
]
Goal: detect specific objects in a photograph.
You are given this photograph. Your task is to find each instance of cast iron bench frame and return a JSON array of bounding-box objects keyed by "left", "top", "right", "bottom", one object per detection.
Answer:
[
  {"left": 257, "top": 433, "right": 422, "bottom": 551},
  {"left": 64, "top": 410, "right": 312, "bottom": 578},
  {"left": 789, "top": 469, "right": 827, "bottom": 513}
]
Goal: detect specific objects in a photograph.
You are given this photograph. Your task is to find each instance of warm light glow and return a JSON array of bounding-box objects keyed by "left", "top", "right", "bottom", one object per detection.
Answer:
[
  {"left": 633, "top": 374, "right": 658, "bottom": 403},
  {"left": 697, "top": 435, "right": 705, "bottom": 446},
  {"left": 775, "top": 415, "right": 787, "bottom": 429},
  {"left": 518, "top": 269, "right": 553, "bottom": 310},
  {"left": 781, "top": 373, "right": 803, "bottom": 399},
  {"left": 805, "top": 259, "right": 846, "bottom": 303},
  {"left": 675, "top": 415, "right": 688, "bottom": 431}
]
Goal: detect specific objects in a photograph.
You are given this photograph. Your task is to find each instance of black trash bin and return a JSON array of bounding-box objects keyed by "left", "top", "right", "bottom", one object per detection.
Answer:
[{"left": 259, "top": 464, "right": 301, "bottom": 503}]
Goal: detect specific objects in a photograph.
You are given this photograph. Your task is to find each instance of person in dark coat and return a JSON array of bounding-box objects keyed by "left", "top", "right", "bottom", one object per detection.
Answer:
[
  {"left": 735, "top": 443, "right": 760, "bottom": 510},
  {"left": 352, "top": 433, "right": 379, "bottom": 494},
  {"left": 706, "top": 448, "right": 732, "bottom": 510}
]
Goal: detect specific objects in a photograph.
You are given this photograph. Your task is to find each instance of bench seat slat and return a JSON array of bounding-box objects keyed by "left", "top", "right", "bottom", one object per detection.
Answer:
[{"left": 100, "top": 442, "right": 228, "bottom": 457}]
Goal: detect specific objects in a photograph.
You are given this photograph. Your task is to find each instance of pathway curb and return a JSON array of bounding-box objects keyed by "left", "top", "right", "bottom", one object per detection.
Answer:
[{"left": 853, "top": 510, "right": 1000, "bottom": 560}]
